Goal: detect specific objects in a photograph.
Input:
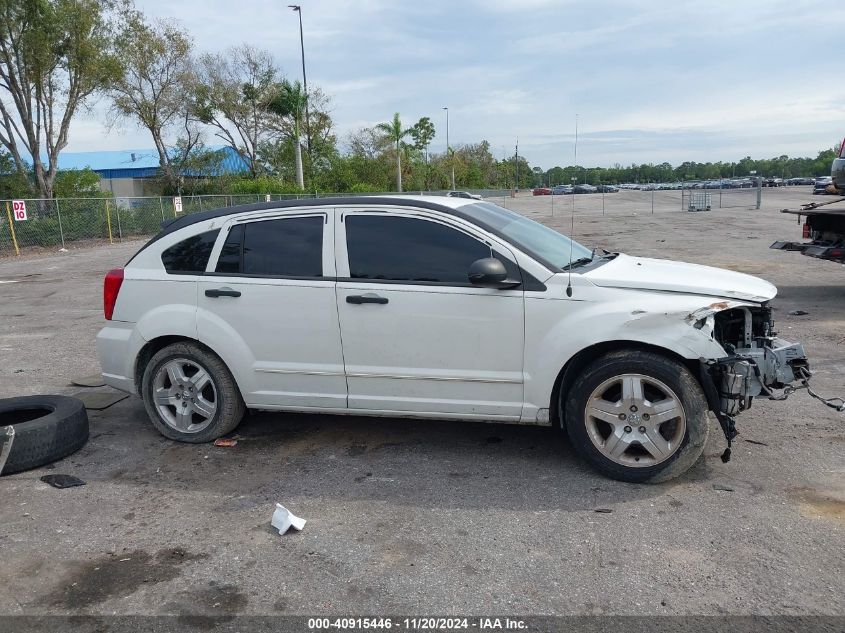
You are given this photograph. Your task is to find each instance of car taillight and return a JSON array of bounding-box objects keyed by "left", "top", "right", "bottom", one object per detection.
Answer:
[
  {"left": 104, "top": 268, "right": 124, "bottom": 320},
  {"left": 802, "top": 223, "right": 810, "bottom": 238}
]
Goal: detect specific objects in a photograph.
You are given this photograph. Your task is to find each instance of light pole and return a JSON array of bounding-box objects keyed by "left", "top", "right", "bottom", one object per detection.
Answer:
[
  {"left": 288, "top": 5, "right": 311, "bottom": 160},
  {"left": 600, "top": 176, "right": 605, "bottom": 216},
  {"left": 442, "top": 106, "right": 455, "bottom": 190}
]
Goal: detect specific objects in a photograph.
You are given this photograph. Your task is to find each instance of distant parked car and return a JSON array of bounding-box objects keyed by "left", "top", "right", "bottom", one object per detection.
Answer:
[
  {"left": 533, "top": 187, "right": 552, "bottom": 196},
  {"left": 813, "top": 176, "right": 834, "bottom": 195},
  {"left": 552, "top": 185, "right": 573, "bottom": 195},
  {"left": 574, "top": 184, "right": 597, "bottom": 194},
  {"left": 596, "top": 184, "right": 619, "bottom": 193},
  {"left": 447, "top": 191, "right": 482, "bottom": 200},
  {"left": 832, "top": 138, "right": 845, "bottom": 191}
]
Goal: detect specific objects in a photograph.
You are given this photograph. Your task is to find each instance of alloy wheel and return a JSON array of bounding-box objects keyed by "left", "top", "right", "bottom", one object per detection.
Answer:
[
  {"left": 152, "top": 358, "right": 218, "bottom": 433},
  {"left": 584, "top": 373, "right": 686, "bottom": 467}
]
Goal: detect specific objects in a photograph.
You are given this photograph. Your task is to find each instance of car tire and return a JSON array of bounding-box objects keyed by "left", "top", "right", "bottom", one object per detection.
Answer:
[
  {"left": 141, "top": 341, "right": 245, "bottom": 443},
  {"left": 0, "top": 395, "right": 89, "bottom": 475},
  {"left": 563, "top": 350, "right": 709, "bottom": 484}
]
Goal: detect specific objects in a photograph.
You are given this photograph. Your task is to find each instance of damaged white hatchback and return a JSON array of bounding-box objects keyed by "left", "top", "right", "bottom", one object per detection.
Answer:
[{"left": 96, "top": 196, "right": 809, "bottom": 483}]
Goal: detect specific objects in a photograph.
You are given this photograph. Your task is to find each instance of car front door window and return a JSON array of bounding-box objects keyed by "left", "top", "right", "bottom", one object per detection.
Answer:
[{"left": 344, "top": 214, "right": 517, "bottom": 284}]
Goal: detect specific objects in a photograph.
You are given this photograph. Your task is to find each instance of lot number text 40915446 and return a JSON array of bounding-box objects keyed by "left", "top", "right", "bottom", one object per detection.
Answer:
[{"left": 307, "top": 617, "right": 528, "bottom": 630}]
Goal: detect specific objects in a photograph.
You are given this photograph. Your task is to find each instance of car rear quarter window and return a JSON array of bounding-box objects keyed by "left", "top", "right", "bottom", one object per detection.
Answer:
[
  {"left": 161, "top": 229, "right": 220, "bottom": 274},
  {"left": 345, "top": 215, "right": 493, "bottom": 284},
  {"left": 215, "top": 216, "right": 323, "bottom": 277}
]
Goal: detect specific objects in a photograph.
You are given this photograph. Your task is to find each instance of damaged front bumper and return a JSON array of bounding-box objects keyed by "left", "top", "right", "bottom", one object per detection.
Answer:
[
  {"left": 696, "top": 305, "right": 810, "bottom": 459},
  {"left": 709, "top": 339, "right": 809, "bottom": 413}
]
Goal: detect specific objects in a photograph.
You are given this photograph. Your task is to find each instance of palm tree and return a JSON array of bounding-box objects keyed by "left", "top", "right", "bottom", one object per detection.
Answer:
[
  {"left": 376, "top": 112, "right": 412, "bottom": 192},
  {"left": 269, "top": 79, "right": 308, "bottom": 189}
]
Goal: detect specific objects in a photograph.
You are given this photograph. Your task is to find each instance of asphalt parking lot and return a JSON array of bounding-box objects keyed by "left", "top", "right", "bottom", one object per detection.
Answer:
[{"left": 0, "top": 187, "right": 842, "bottom": 617}]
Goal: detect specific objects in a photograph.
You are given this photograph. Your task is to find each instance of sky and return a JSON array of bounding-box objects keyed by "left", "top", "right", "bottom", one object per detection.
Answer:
[{"left": 70, "top": 0, "right": 845, "bottom": 170}]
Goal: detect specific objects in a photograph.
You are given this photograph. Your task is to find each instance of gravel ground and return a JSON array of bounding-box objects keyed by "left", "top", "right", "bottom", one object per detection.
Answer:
[{"left": 0, "top": 187, "right": 842, "bottom": 618}]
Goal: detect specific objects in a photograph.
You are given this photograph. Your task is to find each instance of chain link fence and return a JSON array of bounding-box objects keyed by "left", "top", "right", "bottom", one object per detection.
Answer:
[
  {"left": 0, "top": 190, "right": 514, "bottom": 256},
  {"left": 0, "top": 184, "right": 764, "bottom": 256}
]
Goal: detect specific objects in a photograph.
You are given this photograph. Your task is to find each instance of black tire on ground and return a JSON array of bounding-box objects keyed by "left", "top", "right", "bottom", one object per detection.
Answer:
[
  {"left": 0, "top": 395, "right": 89, "bottom": 475},
  {"left": 141, "top": 341, "right": 245, "bottom": 443},
  {"left": 563, "top": 350, "right": 709, "bottom": 484}
]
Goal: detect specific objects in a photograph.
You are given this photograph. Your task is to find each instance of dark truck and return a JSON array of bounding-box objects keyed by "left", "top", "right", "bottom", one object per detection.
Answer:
[{"left": 771, "top": 140, "right": 845, "bottom": 261}]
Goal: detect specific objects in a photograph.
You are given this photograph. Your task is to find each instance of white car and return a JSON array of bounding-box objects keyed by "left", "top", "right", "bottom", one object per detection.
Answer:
[
  {"left": 97, "top": 196, "right": 808, "bottom": 482},
  {"left": 447, "top": 191, "right": 482, "bottom": 200}
]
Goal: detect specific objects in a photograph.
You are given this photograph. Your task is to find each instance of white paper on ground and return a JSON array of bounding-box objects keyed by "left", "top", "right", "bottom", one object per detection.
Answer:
[{"left": 271, "top": 503, "right": 306, "bottom": 534}]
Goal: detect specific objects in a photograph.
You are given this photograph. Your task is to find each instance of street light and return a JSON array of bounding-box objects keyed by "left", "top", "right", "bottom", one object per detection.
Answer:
[
  {"left": 442, "top": 106, "right": 455, "bottom": 191},
  {"left": 288, "top": 5, "right": 311, "bottom": 159}
]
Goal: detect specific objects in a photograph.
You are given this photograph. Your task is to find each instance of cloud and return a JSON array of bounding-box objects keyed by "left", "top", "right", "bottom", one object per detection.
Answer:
[{"left": 59, "top": 0, "right": 845, "bottom": 169}]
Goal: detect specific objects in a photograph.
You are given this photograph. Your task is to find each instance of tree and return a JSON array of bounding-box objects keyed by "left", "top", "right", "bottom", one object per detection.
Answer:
[
  {"left": 110, "top": 13, "right": 201, "bottom": 194},
  {"left": 376, "top": 112, "right": 412, "bottom": 192},
  {"left": 268, "top": 79, "right": 307, "bottom": 189},
  {"left": 0, "top": 147, "right": 28, "bottom": 197},
  {"left": 261, "top": 85, "right": 338, "bottom": 189},
  {"left": 163, "top": 143, "right": 228, "bottom": 195},
  {"left": 194, "top": 45, "right": 281, "bottom": 177},
  {"left": 347, "top": 126, "right": 391, "bottom": 160},
  {"left": 338, "top": 126, "right": 392, "bottom": 189},
  {"left": 300, "top": 87, "right": 335, "bottom": 174},
  {"left": 409, "top": 117, "right": 435, "bottom": 158},
  {"left": 53, "top": 167, "right": 104, "bottom": 197},
  {"left": 0, "top": 0, "right": 124, "bottom": 198},
  {"left": 409, "top": 116, "right": 435, "bottom": 189}
]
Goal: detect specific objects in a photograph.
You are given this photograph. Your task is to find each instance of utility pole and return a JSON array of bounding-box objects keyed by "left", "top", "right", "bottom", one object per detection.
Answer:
[
  {"left": 443, "top": 107, "right": 455, "bottom": 190},
  {"left": 289, "top": 5, "right": 311, "bottom": 159},
  {"left": 515, "top": 140, "right": 519, "bottom": 193}
]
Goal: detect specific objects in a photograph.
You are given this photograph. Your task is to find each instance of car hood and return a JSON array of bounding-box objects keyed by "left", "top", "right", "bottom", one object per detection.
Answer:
[{"left": 583, "top": 253, "right": 777, "bottom": 302}]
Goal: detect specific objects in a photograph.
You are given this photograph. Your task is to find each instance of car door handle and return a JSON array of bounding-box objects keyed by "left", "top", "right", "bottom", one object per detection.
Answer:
[
  {"left": 205, "top": 288, "right": 241, "bottom": 298},
  {"left": 346, "top": 293, "right": 388, "bottom": 305}
]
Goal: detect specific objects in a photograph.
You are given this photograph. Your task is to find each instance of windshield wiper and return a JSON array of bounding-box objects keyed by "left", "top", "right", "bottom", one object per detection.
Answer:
[{"left": 562, "top": 256, "right": 594, "bottom": 271}]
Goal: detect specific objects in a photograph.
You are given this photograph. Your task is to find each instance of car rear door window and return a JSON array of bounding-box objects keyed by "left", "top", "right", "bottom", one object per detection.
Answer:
[
  {"left": 161, "top": 229, "right": 220, "bottom": 274},
  {"left": 345, "top": 215, "right": 493, "bottom": 284},
  {"left": 215, "top": 216, "right": 323, "bottom": 277}
]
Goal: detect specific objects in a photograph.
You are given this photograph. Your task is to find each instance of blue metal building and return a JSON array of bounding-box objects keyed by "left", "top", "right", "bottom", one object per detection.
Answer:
[{"left": 56, "top": 146, "right": 251, "bottom": 196}]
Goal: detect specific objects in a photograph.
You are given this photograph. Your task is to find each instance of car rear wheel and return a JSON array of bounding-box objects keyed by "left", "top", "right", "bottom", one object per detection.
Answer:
[
  {"left": 141, "top": 342, "right": 245, "bottom": 443},
  {"left": 563, "top": 350, "right": 709, "bottom": 483}
]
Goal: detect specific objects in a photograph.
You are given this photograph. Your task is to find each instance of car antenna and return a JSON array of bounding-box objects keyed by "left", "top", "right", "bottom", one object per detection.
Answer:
[{"left": 566, "top": 114, "right": 579, "bottom": 298}]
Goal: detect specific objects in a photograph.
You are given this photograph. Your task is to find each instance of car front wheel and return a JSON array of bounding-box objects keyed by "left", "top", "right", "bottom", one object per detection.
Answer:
[
  {"left": 564, "top": 350, "right": 709, "bottom": 483},
  {"left": 141, "top": 342, "right": 245, "bottom": 443}
]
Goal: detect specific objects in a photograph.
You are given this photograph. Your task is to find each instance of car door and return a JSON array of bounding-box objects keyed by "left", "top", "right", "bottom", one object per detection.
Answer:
[
  {"left": 335, "top": 208, "right": 525, "bottom": 419},
  {"left": 197, "top": 210, "right": 347, "bottom": 410}
]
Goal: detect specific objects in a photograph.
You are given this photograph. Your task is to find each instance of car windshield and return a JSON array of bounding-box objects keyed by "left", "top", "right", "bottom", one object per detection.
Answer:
[{"left": 461, "top": 202, "right": 593, "bottom": 270}]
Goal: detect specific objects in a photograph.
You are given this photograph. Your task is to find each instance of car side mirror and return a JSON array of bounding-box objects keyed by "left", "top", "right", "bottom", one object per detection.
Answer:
[{"left": 468, "top": 258, "right": 520, "bottom": 289}]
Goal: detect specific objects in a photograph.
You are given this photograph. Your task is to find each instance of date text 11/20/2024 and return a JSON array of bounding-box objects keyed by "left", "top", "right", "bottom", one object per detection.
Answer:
[{"left": 307, "top": 617, "right": 528, "bottom": 630}]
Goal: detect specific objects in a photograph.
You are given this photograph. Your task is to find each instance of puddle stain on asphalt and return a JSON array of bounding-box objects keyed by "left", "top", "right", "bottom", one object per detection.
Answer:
[
  {"left": 788, "top": 487, "right": 845, "bottom": 523},
  {"left": 163, "top": 582, "right": 249, "bottom": 624},
  {"left": 43, "top": 548, "right": 208, "bottom": 609}
]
